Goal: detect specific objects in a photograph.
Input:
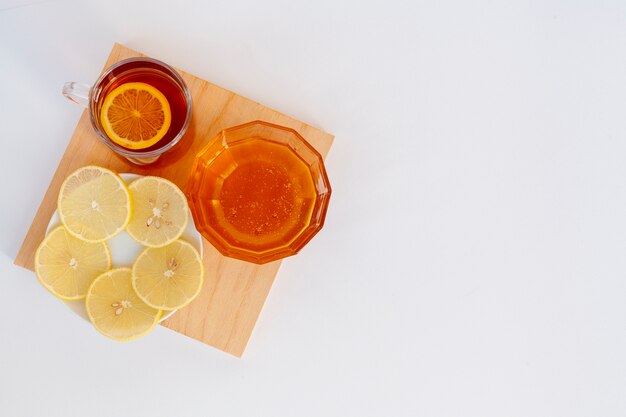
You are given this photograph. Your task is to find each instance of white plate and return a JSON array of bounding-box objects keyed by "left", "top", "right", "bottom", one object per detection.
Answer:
[{"left": 46, "top": 173, "right": 203, "bottom": 322}]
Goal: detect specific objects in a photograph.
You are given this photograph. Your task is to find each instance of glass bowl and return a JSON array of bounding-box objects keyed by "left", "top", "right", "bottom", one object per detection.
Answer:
[{"left": 186, "top": 121, "right": 331, "bottom": 264}]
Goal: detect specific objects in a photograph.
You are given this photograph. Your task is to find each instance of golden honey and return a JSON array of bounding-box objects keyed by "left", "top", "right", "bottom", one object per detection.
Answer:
[
  {"left": 194, "top": 138, "right": 316, "bottom": 251},
  {"left": 187, "top": 121, "right": 331, "bottom": 264}
]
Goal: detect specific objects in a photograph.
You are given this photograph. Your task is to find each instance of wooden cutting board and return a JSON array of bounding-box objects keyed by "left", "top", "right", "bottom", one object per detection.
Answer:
[{"left": 14, "top": 43, "right": 334, "bottom": 357}]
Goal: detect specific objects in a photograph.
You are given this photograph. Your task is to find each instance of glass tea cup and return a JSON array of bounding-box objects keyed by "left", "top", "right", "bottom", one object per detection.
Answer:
[{"left": 63, "top": 57, "right": 192, "bottom": 165}]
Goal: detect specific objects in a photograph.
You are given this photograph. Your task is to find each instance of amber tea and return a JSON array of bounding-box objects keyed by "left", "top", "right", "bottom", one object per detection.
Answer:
[
  {"left": 94, "top": 63, "right": 188, "bottom": 151},
  {"left": 64, "top": 57, "right": 192, "bottom": 164}
]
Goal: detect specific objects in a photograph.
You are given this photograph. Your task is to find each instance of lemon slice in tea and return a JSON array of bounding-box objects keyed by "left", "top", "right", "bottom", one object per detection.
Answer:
[
  {"left": 58, "top": 166, "right": 131, "bottom": 242},
  {"left": 100, "top": 82, "right": 172, "bottom": 150},
  {"left": 86, "top": 268, "right": 162, "bottom": 341},
  {"left": 132, "top": 239, "right": 204, "bottom": 310},
  {"left": 35, "top": 226, "right": 111, "bottom": 300},
  {"left": 126, "top": 176, "right": 189, "bottom": 247}
]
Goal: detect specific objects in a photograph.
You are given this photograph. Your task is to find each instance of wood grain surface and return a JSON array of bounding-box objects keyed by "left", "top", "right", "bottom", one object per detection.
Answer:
[{"left": 14, "top": 43, "right": 334, "bottom": 357}]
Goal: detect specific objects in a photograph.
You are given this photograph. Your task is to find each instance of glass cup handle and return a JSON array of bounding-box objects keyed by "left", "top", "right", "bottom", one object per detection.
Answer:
[{"left": 62, "top": 82, "right": 91, "bottom": 108}]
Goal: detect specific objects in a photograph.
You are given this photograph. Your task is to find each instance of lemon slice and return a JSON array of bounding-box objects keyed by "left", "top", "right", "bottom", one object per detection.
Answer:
[
  {"left": 126, "top": 176, "right": 189, "bottom": 247},
  {"left": 58, "top": 166, "right": 131, "bottom": 242},
  {"left": 35, "top": 226, "right": 111, "bottom": 300},
  {"left": 100, "top": 82, "right": 172, "bottom": 150},
  {"left": 132, "top": 239, "right": 204, "bottom": 310},
  {"left": 86, "top": 268, "right": 162, "bottom": 341}
]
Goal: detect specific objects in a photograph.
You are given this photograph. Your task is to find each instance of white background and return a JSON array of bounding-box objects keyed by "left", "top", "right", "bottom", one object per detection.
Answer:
[{"left": 2, "top": 1, "right": 626, "bottom": 416}]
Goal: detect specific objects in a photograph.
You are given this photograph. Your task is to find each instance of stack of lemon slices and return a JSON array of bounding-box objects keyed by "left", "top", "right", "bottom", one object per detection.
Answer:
[{"left": 35, "top": 166, "right": 204, "bottom": 341}]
